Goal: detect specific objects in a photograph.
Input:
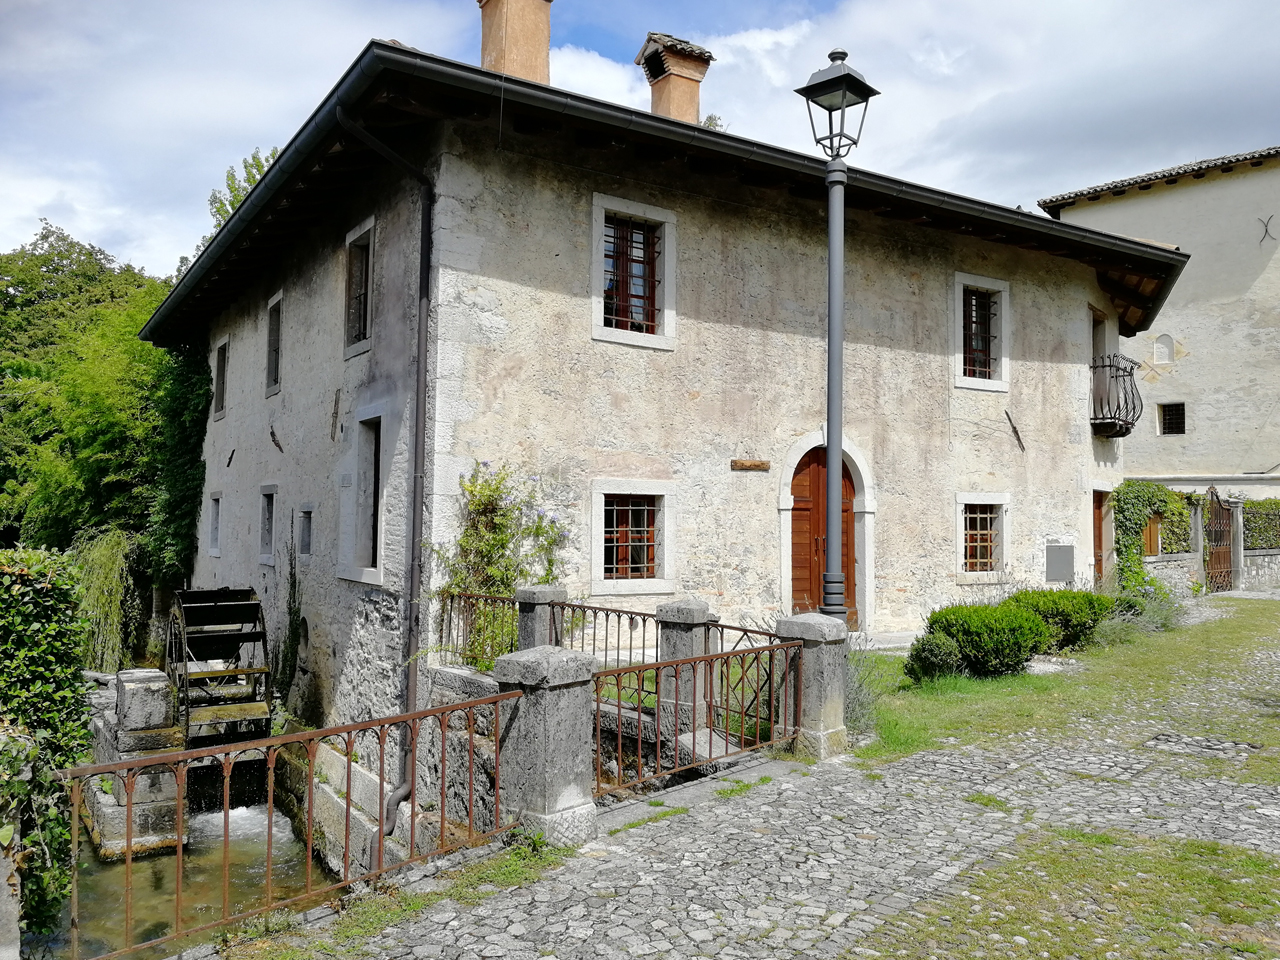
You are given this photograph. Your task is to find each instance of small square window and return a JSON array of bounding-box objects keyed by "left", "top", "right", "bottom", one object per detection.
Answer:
[
  {"left": 260, "top": 490, "right": 276, "bottom": 564},
  {"left": 346, "top": 230, "right": 372, "bottom": 347},
  {"left": 214, "top": 341, "right": 228, "bottom": 416},
  {"left": 603, "top": 495, "right": 659, "bottom": 580},
  {"left": 1159, "top": 403, "right": 1186, "bottom": 435},
  {"left": 604, "top": 215, "right": 660, "bottom": 335},
  {"left": 298, "top": 509, "right": 313, "bottom": 557},
  {"left": 962, "top": 503, "right": 1001, "bottom": 573},
  {"left": 962, "top": 287, "right": 997, "bottom": 379},
  {"left": 265, "top": 296, "right": 282, "bottom": 394}
]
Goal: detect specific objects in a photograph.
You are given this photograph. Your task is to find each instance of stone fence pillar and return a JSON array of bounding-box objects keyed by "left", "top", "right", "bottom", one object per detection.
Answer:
[
  {"left": 494, "top": 646, "right": 597, "bottom": 845},
  {"left": 775, "top": 613, "right": 848, "bottom": 759},
  {"left": 1230, "top": 500, "right": 1245, "bottom": 591},
  {"left": 657, "top": 599, "right": 711, "bottom": 732},
  {"left": 515, "top": 584, "right": 567, "bottom": 651},
  {"left": 1190, "top": 501, "right": 1206, "bottom": 587}
]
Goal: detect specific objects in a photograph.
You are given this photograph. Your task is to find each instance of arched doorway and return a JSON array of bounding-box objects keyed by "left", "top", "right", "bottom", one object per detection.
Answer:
[{"left": 790, "top": 447, "right": 856, "bottom": 625}]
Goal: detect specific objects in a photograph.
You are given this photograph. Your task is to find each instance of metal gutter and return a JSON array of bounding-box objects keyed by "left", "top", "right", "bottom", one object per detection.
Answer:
[{"left": 142, "top": 41, "right": 1189, "bottom": 344}]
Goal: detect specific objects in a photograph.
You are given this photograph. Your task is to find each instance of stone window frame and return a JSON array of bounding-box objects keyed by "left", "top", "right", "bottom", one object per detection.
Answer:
[
  {"left": 343, "top": 215, "right": 376, "bottom": 361},
  {"left": 953, "top": 272, "right": 1011, "bottom": 393},
  {"left": 339, "top": 400, "right": 387, "bottom": 586},
  {"left": 260, "top": 484, "right": 278, "bottom": 567},
  {"left": 591, "top": 193, "right": 677, "bottom": 352},
  {"left": 298, "top": 501, "right": 315, "bottom": 562},
  {"left": 590, "top": 479, "right": 677, "bottom": 597},
  {"left": 265, "top": 289, "right": 283, "bottom": 398},
  {"left": 208, "top": 491, "right": 222, "bottom": 558},
  {"left": 212, "top": 334, "right": 230, "bottom": 421},
  {"left": 955, "top": 492, "right": 1010, "bottom": 584}
]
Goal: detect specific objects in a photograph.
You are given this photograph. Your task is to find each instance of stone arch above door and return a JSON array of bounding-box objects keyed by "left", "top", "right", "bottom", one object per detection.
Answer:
[{"left": 777, "top": 430, "right": 876, "bottom": 631}]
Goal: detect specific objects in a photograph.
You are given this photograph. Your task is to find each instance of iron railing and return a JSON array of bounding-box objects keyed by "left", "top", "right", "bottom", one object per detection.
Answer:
[
  {"left": 549, "top": 601, "right": 664, "bottom": 669},
  {"left": 438, "top": 592, "right": 519, "bottom": 668},
  {"left": 592, "top": 638, "right": 802, "bottom": 796},
  {"left": 53, "top": 691, "right": 521, "bottom": 960},
  {"left": 1090, "top": 353, "right": 1143, "bottom": 438}
]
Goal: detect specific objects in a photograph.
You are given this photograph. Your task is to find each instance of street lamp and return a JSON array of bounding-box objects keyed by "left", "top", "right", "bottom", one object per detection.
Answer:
[{"left": 796, "top": 49, "right": 879, "bottom": 621}]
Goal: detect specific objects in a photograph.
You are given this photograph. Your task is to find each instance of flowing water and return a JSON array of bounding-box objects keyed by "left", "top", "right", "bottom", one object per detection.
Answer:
[{"left": 35, "top": 805, "right": 331, "bottom": 960}]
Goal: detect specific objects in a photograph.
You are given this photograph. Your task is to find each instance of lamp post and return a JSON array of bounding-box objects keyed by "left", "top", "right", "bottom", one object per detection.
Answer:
[{"left": 796, "top": 50, "right": 879, "bottom": 622}]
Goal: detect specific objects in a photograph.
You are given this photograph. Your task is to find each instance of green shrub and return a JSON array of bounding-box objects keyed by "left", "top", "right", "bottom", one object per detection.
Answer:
[
  {"left": 923, "top": 603, "right": 1048, "bottom": 678},
  {"left": 1002, "top": 589, "right": 1115, "bottom": 651},
  {"left": 904, "top": 632, "right": 963, "bottom": 682},
  {"left": 0, "top": 547, "right": 91, "bottom": 933}
]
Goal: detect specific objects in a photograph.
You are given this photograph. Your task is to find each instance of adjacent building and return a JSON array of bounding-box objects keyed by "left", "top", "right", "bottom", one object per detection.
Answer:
[
  {"left": 1041, "top": 145, "right": 1280, "bottom": 498},
  {"left": 140, "top": 0, "right": 1187, "bottom": 727}
]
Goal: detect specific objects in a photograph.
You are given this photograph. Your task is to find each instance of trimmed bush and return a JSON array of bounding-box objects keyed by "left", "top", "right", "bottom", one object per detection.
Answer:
[
  {"left": 1002, "top": 589, "right": 1115, "bottom": 651},
  {"left": 904, "top": 631, "right": 963, "bottom": 682},
  {"left": 924, "top": 603, "right": 1048, "bottom": 678}
]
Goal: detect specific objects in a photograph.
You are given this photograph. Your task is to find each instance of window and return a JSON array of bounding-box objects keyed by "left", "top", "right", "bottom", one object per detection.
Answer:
[
  {"left": 604, "top": 216, "right": 660, "bottom": 335},
  {"left": 1159, "top": 402, "right": 1186, "bottom": 435},
  {"left": 298, "top": 508, "right": 313, "bottom": 557},
  {"left": 346, "top": 227, "right": 372, "bottom": 349},
  {"left": 265, "top": 294, "right": 282, "bottom": 395},
  {"left": 260, "top": 486, "right": 277, "bottom": 565},
  {"left": 956, "top": 493, "right": 1008, "bottom": 581},
  {"left": 953, "top": 273, "right": 1010, "bottom": 391},
  {"left": 208, "top": 493, "right": 221, "bottom": 557},
  {"left": 213, "top": 339, "right": 228, "bottom": 417},
  {"left": 604, "top": 495, "right": 658, "bottom": 579},
  {"left": 591, "top": 480, "right": 677, "bottom": 595},
  {"left": 962, "top": 288, "right": 997, "bottom": 379},
  {"left": 592, "top": 194, "right": 677, "bottom": 350},
  {"left": 963, "top": 504, "right": 1000, "bottom": 572},
  {"left": 357, "top": 419, "right": 381, "bottom": 569}
]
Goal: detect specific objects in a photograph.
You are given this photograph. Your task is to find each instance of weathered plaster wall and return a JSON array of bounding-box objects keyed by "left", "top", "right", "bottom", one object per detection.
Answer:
[
  {"left": 192, "top": 169, "right": 425, "bottom": 729},
  {"left": 425, "top": 125, "right": 1124, "bottom": 632},
  {"left": 1059, "top": 163, "right": 1280, "bottom": 495}
]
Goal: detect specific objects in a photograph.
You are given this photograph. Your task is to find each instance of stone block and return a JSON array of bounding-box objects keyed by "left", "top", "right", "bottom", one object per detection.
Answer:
[
  {"left": 493, "top": 644, "right": 594, "bottom": 688},
  {"left": 656, "top": 599, "right": 710, "bottom": 627},
  {"left": 116, "top": 668, "right": 174, "bottom": 732},
  {"left": 776, "top": 613, "right": 848, "bottom": 760},
  {"left": 516, "top": 583, "right": 568, "bottom": 650}
]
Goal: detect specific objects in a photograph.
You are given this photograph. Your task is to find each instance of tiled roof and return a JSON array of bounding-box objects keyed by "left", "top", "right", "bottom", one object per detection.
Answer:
[
  {"left": 1039, "top": 144, "right": 1280, "bottom": 212},
  {"left": 642, "top": 32, "right": 714, "bottom": 62}
]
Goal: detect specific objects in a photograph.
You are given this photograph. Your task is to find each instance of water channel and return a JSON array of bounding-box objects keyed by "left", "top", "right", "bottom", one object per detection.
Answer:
[{"left": 34, "top": 805, "right": 331, "bottom": 960}]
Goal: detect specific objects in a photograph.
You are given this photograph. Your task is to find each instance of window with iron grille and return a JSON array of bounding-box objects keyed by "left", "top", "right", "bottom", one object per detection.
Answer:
[
  {"left": 265, "top": 297, "right": 282, "bottom": 394},
  {"left": 260, "top": 489, "right": 276, "bottom": 564},
  {"left": 603, "top": 495, "right": 659, "bottom": 580},
  {"left": 962, "top": 287, "right": 997, "bottom": 379},
  {"left": 962, "top": 503, "right": 1001, "bottom": 572},
  {"left": 1159, "top": 402, "right": 1186, "bottom": 435},
  {"left": 603, "top": 215, "right": 660, "bottom": 335},
  {"left": 346, "top": 230, "right": 371, "bottom": 347}
]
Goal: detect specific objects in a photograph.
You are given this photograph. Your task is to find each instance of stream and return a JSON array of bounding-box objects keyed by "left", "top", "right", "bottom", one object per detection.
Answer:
[{"left": 33, "top": 805, "right": 332, "bottom": 960}]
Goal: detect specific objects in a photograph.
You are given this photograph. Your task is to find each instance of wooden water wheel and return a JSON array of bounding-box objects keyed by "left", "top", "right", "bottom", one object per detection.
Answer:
[{"left": 165, "top": 588, "right": 272, "bottom": 747}]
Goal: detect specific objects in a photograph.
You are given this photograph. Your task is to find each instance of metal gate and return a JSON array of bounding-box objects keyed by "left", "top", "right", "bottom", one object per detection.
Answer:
[{"left": 1206, "top": 486, "right": 1234, "bottom": 592}]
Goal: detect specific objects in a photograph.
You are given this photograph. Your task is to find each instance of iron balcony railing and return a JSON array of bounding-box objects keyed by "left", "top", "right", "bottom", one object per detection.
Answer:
[{"left": 1090, "top": 353, "right": 1143, "bottom": 438}]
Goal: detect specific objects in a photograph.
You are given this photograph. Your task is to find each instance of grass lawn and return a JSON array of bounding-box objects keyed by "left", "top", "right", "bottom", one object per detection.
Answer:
[
  {"left": 854, "top": 598, "right": 1280, "bottom": 784},
  {"left": 856, "top": 828, "right": 1280, "bottom": 958}
]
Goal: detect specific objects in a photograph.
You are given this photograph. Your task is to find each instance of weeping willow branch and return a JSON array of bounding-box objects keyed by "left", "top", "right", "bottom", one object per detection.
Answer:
[{"left": 72, "top": 528, "right": 139, "bottom": 673}]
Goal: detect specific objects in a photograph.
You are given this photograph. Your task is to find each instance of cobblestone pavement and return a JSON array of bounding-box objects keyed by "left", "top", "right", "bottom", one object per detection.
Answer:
[{"left": 346, "top": 609, "right": 1279, "bottom": 960}]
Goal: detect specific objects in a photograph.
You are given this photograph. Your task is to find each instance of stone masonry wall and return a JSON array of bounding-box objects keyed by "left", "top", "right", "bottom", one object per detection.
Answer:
[
  {"left": 1143, "top": 553, "right": 1201, "bottom": 599},
  {"left": 1241, "top": 549, "right": 1280, "bottom": 590}
]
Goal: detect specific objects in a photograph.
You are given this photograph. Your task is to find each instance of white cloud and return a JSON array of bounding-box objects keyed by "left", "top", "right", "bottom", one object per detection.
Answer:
[{"left": 551, "top": 45, "right": 650, "bottom": 111}]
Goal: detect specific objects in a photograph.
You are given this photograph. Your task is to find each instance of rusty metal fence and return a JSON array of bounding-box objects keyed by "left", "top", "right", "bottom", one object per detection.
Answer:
[
  {"left": 53, "top": 691, "right": 521, "bottom": 960},
  {"left": 437, "top": 592, "right": 519, "bottom": 668},
  {"left": 592, "top": 637, "right": 801, "bottom": 796},
  {"left": 549, "top": 601, "right": 663, "bottom": 669}
]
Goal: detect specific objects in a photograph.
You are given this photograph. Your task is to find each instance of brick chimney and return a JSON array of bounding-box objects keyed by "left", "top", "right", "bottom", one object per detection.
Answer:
[
  {"left": 477, "top": 0, "right": 553, "bottom": 84},
  {"left": 634, "top": 33, "right": 715, "bottom": 124}
]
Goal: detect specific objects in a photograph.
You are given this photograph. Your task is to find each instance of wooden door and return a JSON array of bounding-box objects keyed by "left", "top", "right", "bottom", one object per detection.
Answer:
[
  {"left": 1093, "top": 491, "right": 1108, "bottom": 584},
  {"left": 791, "top": 448, "right": 856, "bottom": 625}
]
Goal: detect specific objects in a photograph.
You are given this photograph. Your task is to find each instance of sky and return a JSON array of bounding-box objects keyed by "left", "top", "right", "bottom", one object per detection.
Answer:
[{"left": 3, "top": 0, "right": 1279, "bottom": 276}]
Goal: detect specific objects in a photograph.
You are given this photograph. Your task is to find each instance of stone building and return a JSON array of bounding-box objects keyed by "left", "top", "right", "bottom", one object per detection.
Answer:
[
  {"left": 140, "top": 0, "right": 1187, "bottom": 727},
  {"left": 1041, "top": 145, "right": 1280, "bottom": 498}
]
